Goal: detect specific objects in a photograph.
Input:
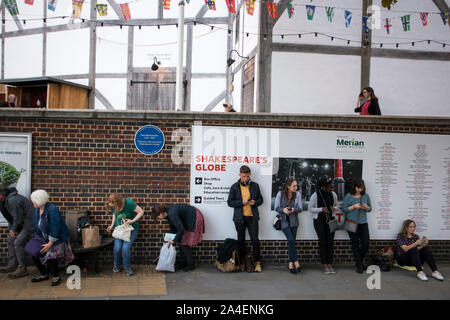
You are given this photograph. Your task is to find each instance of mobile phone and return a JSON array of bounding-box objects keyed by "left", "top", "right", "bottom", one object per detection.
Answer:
[{"left": 359, "top": 91, "right": 364, "bottom": 97}]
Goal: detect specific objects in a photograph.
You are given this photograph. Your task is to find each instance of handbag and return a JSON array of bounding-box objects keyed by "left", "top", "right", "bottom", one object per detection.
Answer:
[
  {"left": 273, "top": 215, "right": 282, "bottom": 230},
  {"left": 318, "top": 190, "right": 339, "bottom": 233},
  {"left": 112, "top": 223, "right": 134, "bottom": 242},
  {"left": 344, "top": 199, "right": 361, "bottom": 233},
  {"left": 25, "top": 234, "right": 47, "bottom": 258},
  {"left": 156, "top": 243, "right": 177, "bottom": 272}
]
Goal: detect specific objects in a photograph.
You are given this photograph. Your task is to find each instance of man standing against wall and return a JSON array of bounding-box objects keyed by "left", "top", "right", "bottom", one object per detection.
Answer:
[
  {"left": 227, "top": 165, "right": 264, "bottom": 272},
  {"left": 0, "top": 186, "right": 35, "bottom": 278}
]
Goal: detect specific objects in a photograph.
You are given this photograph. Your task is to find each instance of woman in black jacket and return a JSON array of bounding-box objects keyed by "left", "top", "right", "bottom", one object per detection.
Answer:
[
  {"left": 354, "top": 87, "right": 381, "bottom": 115},
  {"left": 152, "top": 203, "right": 205, "bottom": 272}
]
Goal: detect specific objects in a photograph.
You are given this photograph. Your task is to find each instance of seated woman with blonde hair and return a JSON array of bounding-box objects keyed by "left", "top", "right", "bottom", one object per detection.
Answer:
[{"left": 396, "top": 219, "right": 444, "bottom": 281}]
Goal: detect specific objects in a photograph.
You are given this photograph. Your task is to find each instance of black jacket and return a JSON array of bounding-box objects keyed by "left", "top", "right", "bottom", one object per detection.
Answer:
[
  {"left": 1, "top": 188, "right": 34, "bottom": 233},
  {"left": 354, "top": 98, "right": 381, "bottom": 115},
  {"left": 167, "top": 203, "right": 197, "bottom": 243},
  {"left": 227, "top": 180, "right": 263, "bottom": 223}
]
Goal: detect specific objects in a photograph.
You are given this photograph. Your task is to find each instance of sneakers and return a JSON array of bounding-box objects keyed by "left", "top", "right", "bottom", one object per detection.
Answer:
[
  {"left": 113, "top": 266, "right": 121, "bottom": 273},
  {"left": 324, "top": 267, "right": 336, "bottom": 275},
  {"left": 254, "top": 262, "right": 262, "bottom": 273},
  {"left": 8, "top": 266, "right": 28, "bottom": 279},
  {"left": 431, "top": 271, "right": 444, "bottom": 281},
  {"left": 125, "top": 269, "right": 135, "bottom": 277},
  {"left": 417, "top": 272, "right": 428, "bottom": 281}
]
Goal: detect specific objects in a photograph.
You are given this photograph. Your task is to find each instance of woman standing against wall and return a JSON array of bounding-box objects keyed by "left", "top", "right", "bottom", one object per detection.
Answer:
[
  {"left": 308, "top": 176, "right": 338, "bottom": 275},
  {"left": 274, "top": 178, "right": 303, "bottom": 274},
  {"left": 342, "top": 179, "right": 372, "bottom": 273},
  {"left": 354, "top": 87, "right": 381, "bottom": 115}
]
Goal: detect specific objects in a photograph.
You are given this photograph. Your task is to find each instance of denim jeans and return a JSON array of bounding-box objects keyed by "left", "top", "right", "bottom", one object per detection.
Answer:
[
  {"left": 234, "top": 216, "right": 260, "bottom": 263},
  {"left": 114, "top": 229, "right": 138, "bottom": 272},
  {"left": 282, "top": 226, "right": 298, "bottom": 263}
]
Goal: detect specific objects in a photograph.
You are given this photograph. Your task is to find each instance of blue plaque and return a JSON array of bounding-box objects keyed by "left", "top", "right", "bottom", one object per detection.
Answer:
[{"left": 134, "top": 125, "right": 165, "bottom": 155}]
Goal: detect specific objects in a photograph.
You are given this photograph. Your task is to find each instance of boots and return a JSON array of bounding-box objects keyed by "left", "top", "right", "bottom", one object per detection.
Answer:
[
  {"left": 8, "top": 266, "right": 28, "bottom": 279},
  {"left": 0, "top": 265, "right": 17, "bottom": 273}
]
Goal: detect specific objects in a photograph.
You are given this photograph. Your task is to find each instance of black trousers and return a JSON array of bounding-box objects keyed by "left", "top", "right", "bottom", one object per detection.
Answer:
[
  {"left": 347, "top": 223, "right": 370, "bottom": 268},
  {"left": 32, "top": 256, "right": 59, "bottom": 278},
  {"left": 397, "top": 246, "right": 437, "bottom": 272},
  {"left": 235, "top": 216, "right": 261, "bottom": 263},
  {"left": 179, "top": 245, "right": 194, "bottom": 267},
  {"left": 313, "top": 213, "right": 335, "bottom": 265}
]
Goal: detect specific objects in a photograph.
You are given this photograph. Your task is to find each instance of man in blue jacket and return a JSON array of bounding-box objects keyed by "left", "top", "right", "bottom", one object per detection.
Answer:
[
  {"left": 0, "top": 186, "right": 35, "bottom": 278},
  {"left": 227, "top": 165, "right": 264, "bottom": 272}
]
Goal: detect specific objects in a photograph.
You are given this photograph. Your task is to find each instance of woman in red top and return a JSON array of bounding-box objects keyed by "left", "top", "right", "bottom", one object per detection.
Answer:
[{"left": 354, "top": 87, "right": 381, "bottom": 115}]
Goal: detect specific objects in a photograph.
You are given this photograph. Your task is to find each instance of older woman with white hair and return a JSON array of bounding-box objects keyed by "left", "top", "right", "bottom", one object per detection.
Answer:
[{"left": 28, "top": 189, "right": 74, "bottom": 286}]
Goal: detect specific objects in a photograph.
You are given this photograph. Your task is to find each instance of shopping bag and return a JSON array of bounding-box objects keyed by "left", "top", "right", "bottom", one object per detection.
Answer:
[
  {"left": 25, "top": 234, "right": 47, "bottom": 257},
  {"left": 112, "top": 223, "right": 134, "bottom": 242},
  {"left": 156, "top": 243, "right": 176, "bottom": 272},
  {"left": 82, "top": 225, "right": 101, "bottom": 248}
]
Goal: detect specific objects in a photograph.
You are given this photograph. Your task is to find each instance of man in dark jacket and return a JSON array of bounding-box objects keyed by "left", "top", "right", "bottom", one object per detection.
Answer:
[
  {"left": 227, "top": 165, "right": 264, "bottom": 272},
  {"left": 0, "top": 186, "right": 35, "bottom": 278}
]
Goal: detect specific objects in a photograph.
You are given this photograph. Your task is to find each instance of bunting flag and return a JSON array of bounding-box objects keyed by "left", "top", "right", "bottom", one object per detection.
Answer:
[
  {"left": 72, "top": 0, "right": 84, "bottom": 19},
  {"left": 48, "top": 0, "right": 57, "bottom": 11},
  {"left": 305, "top": 5, "right": 315, "bottom": 20},
  {"left": 5, "top": 0, "right": 19, "bottom": 15},
  {"left": 162, "top": 0, "right": 170, "bottom": 10},
  {"left": 225, "top": 0, "right": 236, "bottom": 14},
  {"left": 245, "top": 0, "right": 255, "bottom": 16},
  {"left": 205, "top": 0, "right": 216, "bottom": 10},
  {"left": 96, "top": 4, "right": 107, "bottom": 16},
  {"left": 440, "top": 13, "right": 449, "bottom": 26},
  {"left": 266, "top": 1, "right": 277, "bottom": 19},
  {"left": 362, "top": 17, "right": 369, "bottom": 34},
  {"left": 325, "top": 7, "right": 334, "bottom": 23},
  {"left": 120, "top": 3, "right": 131, "bottom": 20},
  {"left": 286, "top": 3, "right": 294, "bottom": 19},
  {"left": 344, "top": 10, "right": 352, "bottom": 28},
  {"left": 401, "top": 15, "right": 410, "bottom": 31},
  {"left": 186, "top": 0, "right": 189, "bottom": 3},
  {"left": 25, "top": 0, "right": 34, "bottom": 5},
  {"left": 419, "top": 12, "right": 429, "bottom": 26},
  {"left": 384, "top": 18, "right": 392, "bottom": 34}
]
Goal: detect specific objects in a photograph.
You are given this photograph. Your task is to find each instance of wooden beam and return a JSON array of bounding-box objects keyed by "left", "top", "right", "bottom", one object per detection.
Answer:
[
  {"left": 3, "top": 18, "right": 229, "bottom": 38},
  {"left": 185, "top": 24, "right": 193, "bottom": 111},
  {"left": 203, "top": 90, "right": 227, "bottom": 111},
  {"left": 88, "top": 0, "right": 97, "bottom": 109},
  {"left": 126, "top": 26, "right": 134, "bottom": 109},
  {"left": 361, "top": 0, "right": 372, "bottom": 90},
  {"left": 95, "top": 88, "right": 114, "bottom": 110},
  {"left": 272, "top": 43, "right": 362, "bottom": 56},
  {"left": 106, "top": 0, "right": 125, "bottom": 22},
  {"left": 1, "top": 2, "right": 5, "bottom": 79},
  {"left": 42, "top": 0, "right": 47, "bottom": 76}
]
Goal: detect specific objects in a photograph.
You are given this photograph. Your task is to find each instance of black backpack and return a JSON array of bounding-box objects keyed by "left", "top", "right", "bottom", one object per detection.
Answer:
[
  {"left": 371, "top": 255, "right": 391, "bottom": 272},
  {"left": 217, "top": 238, "right": 239, "bottom": 264}
]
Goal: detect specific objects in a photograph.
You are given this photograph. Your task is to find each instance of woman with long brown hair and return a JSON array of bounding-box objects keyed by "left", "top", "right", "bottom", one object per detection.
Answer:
[
  {"left": 106, "top": 193, "right": 144, "bottom": 276},
  {"left": 354, "top": 87, "right": 381, "bottom": 115},
  {"left": 396, "top": 220, "right": 444, "bottom": 281},
  {"left": 274, "top": 177, "right": 303, "bottom": 274}
]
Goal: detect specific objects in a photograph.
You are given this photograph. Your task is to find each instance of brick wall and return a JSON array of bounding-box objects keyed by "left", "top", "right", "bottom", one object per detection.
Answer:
[{"left": 1, "top": 110, "right": 449, "bottom": 266}]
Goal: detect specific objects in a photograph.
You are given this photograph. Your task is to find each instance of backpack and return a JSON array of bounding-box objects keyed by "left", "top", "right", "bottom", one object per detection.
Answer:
[
  {"left": 215, "top": 238, "right": 240, "bottom": 272},
  {"left": 371, "top": 254, "right": 391, "bottom": 272},
  {"left": 244, "top": 251, "right": 256, "bottom": 272}
]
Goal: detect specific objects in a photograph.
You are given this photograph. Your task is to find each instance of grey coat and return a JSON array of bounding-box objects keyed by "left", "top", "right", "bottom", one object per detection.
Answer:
[
  {"left": 274, "top": 191, "right": 302, "bottom": 229},
  {"left": 4, "top": 188, "right": 35, "bottom": 234}
]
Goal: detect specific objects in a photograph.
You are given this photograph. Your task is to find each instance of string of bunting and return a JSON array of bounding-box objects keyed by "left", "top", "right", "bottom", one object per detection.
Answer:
[{"left": 3, "top": 0, "right": 449, "bottom": 48}]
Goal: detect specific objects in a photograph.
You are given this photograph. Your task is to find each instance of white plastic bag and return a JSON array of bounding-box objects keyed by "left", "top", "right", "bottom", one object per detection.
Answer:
[
  {"left": 156, "top": 243, "right": 176, "bottom": 272},
  {"left": 112, "top": 223, "right": 134, "bottom": 242}
]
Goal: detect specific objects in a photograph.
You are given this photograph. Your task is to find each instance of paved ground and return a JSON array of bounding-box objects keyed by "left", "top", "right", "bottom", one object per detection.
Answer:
[{"left": 112, "top": 262, "right": 450, "bottom": 300}]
